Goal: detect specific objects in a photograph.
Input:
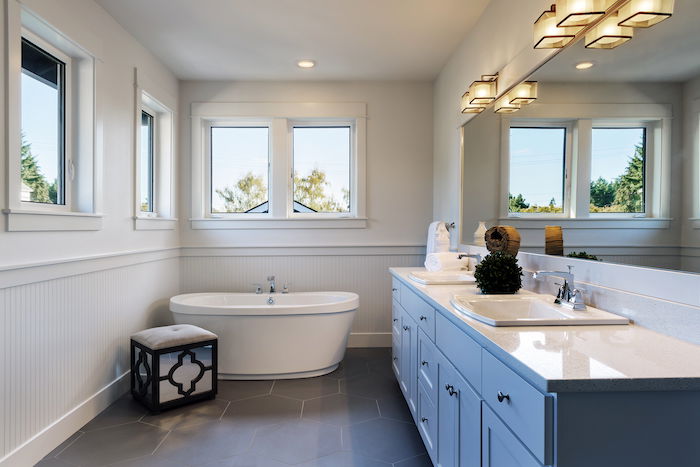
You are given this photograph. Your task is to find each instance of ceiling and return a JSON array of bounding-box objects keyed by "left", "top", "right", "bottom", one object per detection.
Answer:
[
  {"left": 533, "top": 0, "right": 700, "bottom": 83},
  {"left": 96, "top": 0, "right": 491, "bottom": 81}
]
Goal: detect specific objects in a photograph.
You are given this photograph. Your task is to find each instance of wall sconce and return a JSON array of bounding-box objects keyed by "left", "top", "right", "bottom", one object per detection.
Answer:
[
  {"left": 468, "top": 74, "right": 498, "bottom": 105},
  {"left": 556, "top": 0, "right": 616, "bottom": 27},
  {"left": 461, "top": 92, "right": 485, "bottom": 113},
  {"left": 508, "top": 81, "right": 538, "bottom": 105},
  {"left": 534, "top": 5, "right": 583, "bottom": 48},
  {"left": 494, "top": 95, "right": 521, "bottom": 114},
  {"left": 618, "top": 0, "right": 674, "bottom": 28},
  {"left": 585, "top": 12, "right": 634, "bottom": 48}
]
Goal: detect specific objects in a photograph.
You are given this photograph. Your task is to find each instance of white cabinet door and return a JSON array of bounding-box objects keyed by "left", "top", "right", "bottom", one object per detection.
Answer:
[{"left": 400, "top": 308, "right": 418, "bottom": 418}]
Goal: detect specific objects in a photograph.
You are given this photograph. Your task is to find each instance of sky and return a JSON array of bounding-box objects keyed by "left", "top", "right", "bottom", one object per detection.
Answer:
[
  {"left": 210, "top": 126, "right": 350, "bottom": 212},
  {"left": 510, "top": 126, "right": 644, "bottom": 207}
]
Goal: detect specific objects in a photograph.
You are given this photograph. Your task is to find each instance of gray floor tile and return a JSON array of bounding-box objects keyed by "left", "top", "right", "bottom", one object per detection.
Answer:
[
  {"left": 272, "top": 377, "right": 339, "bottom": 400},
  {"left": 377, "top": 394, "right": 413, "bottom": 423},
  {"left": 251, "top": 419, "right": 342, "bottom": 464},
  {"left": 297, "top": 451, "right": 391, "bottom": 467},
  {"left": 108, "top": 455, "right": 186, "bottom": 466},
  {"left": 154, "top": 420, "right": 256, "bottom": 466},
  {"left": 340, "top": 373, "right": 401, "bottom": 399},
  {"left": 42, "top": 431, "right": 84, "bottom": 459},
  {"left": 57, "top": 422, "right": 168, "bottom": 466},
  {"left": 200, "top": 453, "right": 290, "bottom": 466},
  {"left": 302, "top": 393, "right": 379, "bottom": 426},
  {"left": 222, "top": 395, "right": 301, "bottom": 429},
  {"left": 324, "top": 360, "right": 370, "bottom": 379},
  {"left": 35, "top": 456, "right": 77, "bottom": 467},
  {"left": 394, "top": 453, "right": 433, "bottom": 466},
  {"left": 342, "top": 418, "right": 426, "bottom": 463},
  {"left": 217, "top": 380, "right": 274, "bottom": 402},
  {"left": 81, "top": 395, "right": 146, "bottom": 432},
  {"left": 141, "top": 398, "right": 229, "bottom": 430}
]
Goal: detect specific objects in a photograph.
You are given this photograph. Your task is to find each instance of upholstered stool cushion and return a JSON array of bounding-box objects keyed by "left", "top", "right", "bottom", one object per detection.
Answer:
[{"left": 131, "top": 324, "right": 217, "bottom": 350}]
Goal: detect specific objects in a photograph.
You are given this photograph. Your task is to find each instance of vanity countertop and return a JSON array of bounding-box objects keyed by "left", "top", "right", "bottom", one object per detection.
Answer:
[{"left": 390, "top": 267, "right": 700, "bottom": 393}]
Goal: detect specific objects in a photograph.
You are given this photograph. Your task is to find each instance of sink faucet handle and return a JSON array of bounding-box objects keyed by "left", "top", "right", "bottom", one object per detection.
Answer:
[
  {"left": 253, "top": 283, "right": 263, "bottom": 294},
  {"left": 282, "top": 283, "right": 289, "bottom": 294}
]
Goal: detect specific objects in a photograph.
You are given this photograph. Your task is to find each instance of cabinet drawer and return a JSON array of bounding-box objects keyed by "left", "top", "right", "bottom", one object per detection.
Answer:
[
  {"left": 482, "top": 350, "right": 552, "bottom": 465},
  {"left": 401, "top": 284, "right": 436, "bottom": 340},
  {"left": 435, "top": 313, "right": 482, "bottom": 391},
  {"left": 392, "top": 338, "right": 400, "bottom": 380},
  {"left": 391, "top": 277, "right": 401, "bottom": 303},
  {"left": 418, "top": 329, "right": 438, "bottom": 403},
  {"left": 417, "top": 380, "right": 438, "bottom": 464}
]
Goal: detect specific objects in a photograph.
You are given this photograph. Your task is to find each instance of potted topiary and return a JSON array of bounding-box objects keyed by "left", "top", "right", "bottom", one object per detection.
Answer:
[{"left": 473, "top": 251, "right": 523, "bottom": 294}]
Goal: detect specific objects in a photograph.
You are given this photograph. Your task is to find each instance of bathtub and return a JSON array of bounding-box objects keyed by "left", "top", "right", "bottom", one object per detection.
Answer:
[{"left": 169, "top": 292, "right": 359, "bottom": 379}]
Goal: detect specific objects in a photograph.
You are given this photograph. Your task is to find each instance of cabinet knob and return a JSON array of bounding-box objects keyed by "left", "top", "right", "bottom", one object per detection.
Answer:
[
  {"left": 393, "top": 318, "right": 398, "bottom": 322},
  {"left": 421, "top": 417, "right": 428, "bottom": 423},
  {"left": 393, "top": 356, "right": 398, "bottom": 361},
  {"left": 403, "top": 325, "right": 409, "bottom": 331},
  {"left": 421, "top": 360, "right": 428, "bottom": 366},
  {"left": 497, "top": 391, "right": 510, "bottom": 403},
  {"left": 419, "top": 315, "right": 427, "bottom": 321},
  {"left": 392, "top": 288, "right": 398, "bottom": 292}
]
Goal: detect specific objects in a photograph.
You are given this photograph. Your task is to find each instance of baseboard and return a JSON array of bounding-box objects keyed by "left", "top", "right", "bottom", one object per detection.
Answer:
[
  {"left": 347, "top": 332, "right": 392, "bottom": 347},
  {"left": 0, "top": 372, "right": 130, "bottom": 467}
]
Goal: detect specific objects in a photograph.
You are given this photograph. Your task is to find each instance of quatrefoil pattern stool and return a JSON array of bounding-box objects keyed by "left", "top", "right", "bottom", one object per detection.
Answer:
[{"left": 130, "top": 324, "right": 218, "bottom": 413}]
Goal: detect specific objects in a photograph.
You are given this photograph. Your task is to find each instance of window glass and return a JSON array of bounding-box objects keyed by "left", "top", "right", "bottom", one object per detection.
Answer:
[
  {"left": 590, "top": 127, "right": 646, "bottom": 213},
  {"left": 210, "top": 127, "right": 269, "bottom": 213},
  {"left": 140, "top": 111, "right": 154, "bottom": 212},
  {"left": 292, "top": 126, "right": 351, "bottom": 213},
  {"left": 20, "top": 38, "right": 65, "bottom": 205},
  {"left": 508, "top": 127, "right": 566, "bottom": 213}
]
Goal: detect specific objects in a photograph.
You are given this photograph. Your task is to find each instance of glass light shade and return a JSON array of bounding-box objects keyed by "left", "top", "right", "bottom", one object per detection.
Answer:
[
  {"left": 461, "top": 92, "right": 485, "bottom": 114},
  {"left": 618, "top": 0, "right": 674, "bottom": 27},
  {"left": 534, "top": 7, "right": 582, "bottom": 49},
  {"left": 468, "top": 79, "right": 497, "bottom": 105},
  {"left": 509, "top": 81, "right": 538, "bottom": 105},
  {"left": 585, "top": 13, "right": 633, "bottom": 49},
  {"left": 556, "top": 0, "right": 616, "bottom": 27},
  {"left": 494, "top": 95, "right": 521, "bottom": 114}
]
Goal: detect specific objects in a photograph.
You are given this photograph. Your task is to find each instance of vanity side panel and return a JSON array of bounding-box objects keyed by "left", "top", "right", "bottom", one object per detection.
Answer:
[{"left": 556, "top": 391, "right": 700, "bottom": 467}]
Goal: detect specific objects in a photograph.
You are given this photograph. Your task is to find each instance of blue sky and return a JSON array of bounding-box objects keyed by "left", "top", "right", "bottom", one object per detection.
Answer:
[{"left": 21, "top": 72, "right": 60, "bottom": 185}]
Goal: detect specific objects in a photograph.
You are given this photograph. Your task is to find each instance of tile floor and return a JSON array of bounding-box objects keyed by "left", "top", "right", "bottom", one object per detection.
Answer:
[{"left": 37, "top": 348, "right": 431, "bottom": 467}]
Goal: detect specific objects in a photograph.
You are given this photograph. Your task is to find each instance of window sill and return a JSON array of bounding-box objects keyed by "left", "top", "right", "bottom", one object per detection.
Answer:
[
  {"left": 2, "top": 209, "right": 103, "bottom": 232},
  {"left": 190, "top": 217, "right": 368, "bottom": 230},
  {"left": 134, "top": 216, "right": 178, "bottom": 230},
  {"left": 498, "top": 217, "right": 672, "bottom": 229},
  {"left": 689, "top": 218, "right": 700, "bottom": 230}
]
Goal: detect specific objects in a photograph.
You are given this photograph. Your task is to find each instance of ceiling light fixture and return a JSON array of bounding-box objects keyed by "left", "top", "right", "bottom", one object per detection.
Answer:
[
  {"left": 534, "top": 5, "right": 583, "bottom": 49},
  {"left": 467, "top": 74, "right": 498, "bottom": 105},
  {"left": 618, "top": 0, "right": 675, "bottom": 28},
  {"left": 508, "top": 81, "right": 539, "bottom": 105},
  {"left": 556, "top": 0, "right": 616, "bottom": 27},
  {"left": 297, "top": 59, "right": 316, "bottom": 69},
  {"left": 575, "top": 61, "right": 595, "bottom": 69},
  {"left": 585, "top": 12, "right": 633, "bottom": 48},
  {"left": 494, "top": 95, "right": 521, "bottom": 114},
  {"left": 461, "top": 92, "right": 485, "bottom": 114}
]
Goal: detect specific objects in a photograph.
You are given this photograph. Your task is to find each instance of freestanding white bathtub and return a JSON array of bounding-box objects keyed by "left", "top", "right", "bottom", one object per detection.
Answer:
[{"left": 169, "top": 292, "right": 359, "bottom": 379}]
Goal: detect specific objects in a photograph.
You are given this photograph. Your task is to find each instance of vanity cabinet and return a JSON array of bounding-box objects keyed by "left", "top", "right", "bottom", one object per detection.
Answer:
[{"left": 482, "top": 405, "right": 542, "bottom": 467}]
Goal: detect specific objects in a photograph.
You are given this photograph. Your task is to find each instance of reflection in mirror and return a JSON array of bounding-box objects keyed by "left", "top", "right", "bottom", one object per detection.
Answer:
[{"left": 462, "top": 0, "right": 700, "bottom": 273}]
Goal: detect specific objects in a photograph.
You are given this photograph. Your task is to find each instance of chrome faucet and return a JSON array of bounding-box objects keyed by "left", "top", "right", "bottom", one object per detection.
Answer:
[
  {"left": 457, "top": 253, "right": 482, "bottom": 264},
  {"left": 267, "top": 275, "right": 276, "bottom": 294},
  {"left": 532, "top": 266, "right": 586, "bottom": 310}
]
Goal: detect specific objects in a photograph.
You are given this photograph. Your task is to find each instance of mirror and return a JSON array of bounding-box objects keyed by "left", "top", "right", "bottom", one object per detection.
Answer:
[{"left": 462, "top": 0, "right": 700, "bottom": 273}]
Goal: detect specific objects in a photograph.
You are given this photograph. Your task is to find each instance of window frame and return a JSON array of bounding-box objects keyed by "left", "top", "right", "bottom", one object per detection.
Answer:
[
  {"left": 139, "top": 108, "right": 156, "bottom": 214},
  {"left": 190, "top": 102, "right": 367, "bottom": 230}
]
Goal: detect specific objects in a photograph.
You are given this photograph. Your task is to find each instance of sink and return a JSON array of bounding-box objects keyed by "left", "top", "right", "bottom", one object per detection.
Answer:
[
  {"left": 409, "top": 270, "right": 476, "bottom": 285},
  {"left": 450, "top": 295, "right": 629, "bottom": 327}
]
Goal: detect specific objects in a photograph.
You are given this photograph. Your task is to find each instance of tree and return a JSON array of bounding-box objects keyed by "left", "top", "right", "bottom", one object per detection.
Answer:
[
  {"left": 21, "top": 136, "right": 55, "bottom": 203},
  {"left": 508, "top": 193, "right": 529, "bottom": 212},
  {"left": 215, "top": 172, "right": 267, "bottom": 212},
  {"left": 613, "top": 144, "right": 644, "bottom": 212},
  {"left": 590, "top": 176, "right": 617, "bottom": 209},
  {"left": 293, "top": 168, "right": 348, "bottom": 212}
]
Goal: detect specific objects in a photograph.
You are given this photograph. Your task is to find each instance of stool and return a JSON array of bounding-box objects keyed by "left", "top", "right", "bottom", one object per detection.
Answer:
[{"left": 130, "top": 324, "right": 218, "bottom": 413}]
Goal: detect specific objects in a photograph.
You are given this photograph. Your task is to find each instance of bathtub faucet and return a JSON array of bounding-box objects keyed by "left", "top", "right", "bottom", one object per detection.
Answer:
[{"left": 267, "top": 275, "right": 276, "bottom": 293}]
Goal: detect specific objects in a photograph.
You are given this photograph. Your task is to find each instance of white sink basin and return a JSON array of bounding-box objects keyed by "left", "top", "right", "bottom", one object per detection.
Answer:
[
  {"left": 409, "top": 271, "right": 476, "bottom": 285},
  {"left": 450, "top": 295, "right": 629, "bottom": 327}
]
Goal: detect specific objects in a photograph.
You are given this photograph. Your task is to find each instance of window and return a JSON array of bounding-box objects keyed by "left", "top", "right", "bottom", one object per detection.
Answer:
[
  {"left": 190, "top": 102, "right": 366, "bottom": 229},
  {"left": 20, "top": 37, "right": 68, "bottom": 207},
  {"left": 509, "top": 127, "right": 566, "bottom": 214},
  {"left": 140, "top": 111, "right": 155, "bottom": 212},
  {"left": 292, "top": 126, "right": 351, "bottom": 213},
  {"left": 590, "top": 127, "right": 646, "bottom": 214},
  {"left": 210, "top": 127, "right": 270, "bottom": 214}
]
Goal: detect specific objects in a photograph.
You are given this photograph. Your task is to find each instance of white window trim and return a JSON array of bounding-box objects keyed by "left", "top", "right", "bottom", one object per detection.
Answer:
[
  {"left": 3, "top": 0, "right": 101, "bottom": 231},
  {"left": 499, "top": 103, "right": 673, "bottom": 230},
  {"left": 133, "top": 68, "right": 177, "bottom": 230},
  {"left": 190, "top": 102, "right": 367, "bottom": 230}
]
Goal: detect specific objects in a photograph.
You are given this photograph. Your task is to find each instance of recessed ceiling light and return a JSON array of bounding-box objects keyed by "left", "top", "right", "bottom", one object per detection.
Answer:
[
  {"left": 297, "top": 59, "right": 316, "bottom": 69},
  {"left": 575, "top": 61, "right": 595, "bottom": 70}
]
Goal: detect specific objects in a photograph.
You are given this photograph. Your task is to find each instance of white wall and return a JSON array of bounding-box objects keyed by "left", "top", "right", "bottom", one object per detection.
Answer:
[{"left": 681, "top": 76, "right": 700, "bottom": 272}]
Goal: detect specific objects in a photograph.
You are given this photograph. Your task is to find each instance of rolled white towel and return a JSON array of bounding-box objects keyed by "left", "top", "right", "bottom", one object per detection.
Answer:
[
  {"left": 426, "top": 221, "right": 443, "bottom": 255},
  {"left": 424, "top": 252, "right": 467, "bottom": 272}
]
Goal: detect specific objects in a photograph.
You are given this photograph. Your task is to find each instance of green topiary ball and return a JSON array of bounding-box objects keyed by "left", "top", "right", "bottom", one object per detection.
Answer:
[{"left": 473, "top": 251, "right": 523, "bottom": 294}]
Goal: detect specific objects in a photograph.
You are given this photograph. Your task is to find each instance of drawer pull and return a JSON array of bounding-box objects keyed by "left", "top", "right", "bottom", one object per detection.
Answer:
[
  {"left": 419, "top": 315, "right": 427, "bottom": 321},
  {"left": 393, "top": 356, "right": 398, "bottom": 361},
  {"left": 497, "top": 391, "right": 510, "bottom": 403},
  {"left": 421, "top": 417, "right": 428, "bottom": 423},
  {"left": 421, "top": 360, "right": 428, "bottom": 366},
  {"left": 445, "top": 384, "right": 457, "bottom": 396},
  {"left": 403, "top": 325, "right": 409, "bottom": 331},
  {"left": 392, "top": 288, "right": 398, "bottom": 292}
]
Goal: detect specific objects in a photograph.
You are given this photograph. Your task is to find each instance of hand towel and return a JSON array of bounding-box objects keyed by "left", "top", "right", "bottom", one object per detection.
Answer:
[
  {"left": 426, "top": 222, "right": 451, "bottom": 254},
  {"left": 424, "top": 252, "right": 467, "bottom": 272}
]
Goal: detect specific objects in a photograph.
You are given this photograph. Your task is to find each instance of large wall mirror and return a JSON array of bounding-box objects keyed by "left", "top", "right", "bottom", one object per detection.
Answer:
[{"left": 461, "top": 0, "right": 700, "bottom": 274}]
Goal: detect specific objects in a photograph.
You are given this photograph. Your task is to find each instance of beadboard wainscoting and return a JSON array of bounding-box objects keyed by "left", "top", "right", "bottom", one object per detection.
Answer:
[
  {"left": 0, "top": 251, "right": 180, "bottom": 467},
  {"left": 179, "top": 246, "right": 426, "bottom": 347}
]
